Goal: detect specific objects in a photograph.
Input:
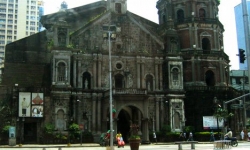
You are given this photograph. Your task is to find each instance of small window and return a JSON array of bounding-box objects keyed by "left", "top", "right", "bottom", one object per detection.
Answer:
[
  {"left": 116, "top": 63, "right": 122, "bottom": 70},
  {"left": 202, "top": 38, "right": 211, "bottom": 51},
  {"left": 177, "top": 9, "right": 184, "bottom": 23},
  {"left": 115, "top": 3, "right": 121, "bottom": 14},
  {"left": 117, "top": 44, "right": 121, "bottom": 50},
  {"left": 57, "top": 62, "right": 66, "bottom": 81},
  {"left": 199, "top": 8, "right": 206, "bottom": 20}
]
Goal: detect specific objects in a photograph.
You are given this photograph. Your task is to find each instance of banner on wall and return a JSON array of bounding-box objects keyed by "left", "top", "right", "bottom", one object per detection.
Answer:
[
  {"left": 18, "top": 92, "right": 31, "bottom": 117},
  {"left": 31, "top": 93, "right": 44, "bottom": 117},
  {"left": 18, "top": 92, "right": 44, "bottom": 117}
]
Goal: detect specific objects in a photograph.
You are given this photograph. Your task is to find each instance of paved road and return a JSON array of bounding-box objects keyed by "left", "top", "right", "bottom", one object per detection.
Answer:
[{"left": 1, "top": 142, "right": 250, "bottom": 150}]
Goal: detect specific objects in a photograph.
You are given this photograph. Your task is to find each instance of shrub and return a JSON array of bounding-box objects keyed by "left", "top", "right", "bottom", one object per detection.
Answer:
[
  {"left": 69, "top": 123, "right": 80, "bottom": 140},
  {"left": 1, "top": 125, "right": 10, "bottom": 134},
  {"left": 44, "top": 123, "right": 55, "bottom": 135},
  {"left": 184, "top": 126, "right": 195, "bottom": 133}
]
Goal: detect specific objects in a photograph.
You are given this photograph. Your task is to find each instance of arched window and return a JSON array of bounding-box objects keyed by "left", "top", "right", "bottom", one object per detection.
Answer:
[
  {"left": 177, "top": 9, "right": 184, "bottom": 23},
  {"left": 199, "top": 8, "right": 206, "bottom": 20},
  {"left": 82, "top": 72, "right": 91, "bottom": 89},
  {"left": 115, "top": 74, "right": 124, "bottom": 88},
  {"left": 202, "top": 37, "right": 211, "bottom": 52},
  {"left": 205, "top": 70, "right": 215, "bottom": 86},
  {"left": 172, "top": 68, "right": 179, "bottom": 80},
  {"left": 171, "top": 67, "right": 180, "bottom": 87},
  {"left": 57, "top": 28, "right": 67, "bottom": 46},
  {"left": 57, "top": 62, "right": 66, "bottom": 82},
  {"left": 146, "top": 74, "right": 153, "bottom": 91},
  {"left": 162, "top": 14, "right": 166, "bottom": 23}
]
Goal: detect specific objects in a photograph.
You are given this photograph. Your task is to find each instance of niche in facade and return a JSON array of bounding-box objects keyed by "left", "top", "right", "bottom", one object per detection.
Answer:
[{"left": 82, "top": 72, "right": 91, "bottom": 89}]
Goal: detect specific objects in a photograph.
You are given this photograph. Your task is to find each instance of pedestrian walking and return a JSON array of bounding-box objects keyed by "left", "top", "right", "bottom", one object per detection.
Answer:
[
  {"left": 210, "top": 130, "right": 215, "bottom": 142},
  {"left": 153, "top": 132, "right": 157, "bottom": 144},
  {"left": 240, "top": 130, "right": 244, "bottom": 140},
  {"left": 183, "top": 132, "right": 186, "bottom": 140},
  {"left": 179, "top": 132, "right": 184, "bottom": 141},
  {"left": 187, "top": 132, "right": 193, "bottom": 141}
]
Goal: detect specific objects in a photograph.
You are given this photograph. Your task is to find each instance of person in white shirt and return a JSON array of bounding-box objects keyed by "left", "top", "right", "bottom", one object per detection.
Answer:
[
  {"left": 240, "top": 130, "right": 244, "bottom": 140},
  {"left": 225, "top": 128, "right": 236, "bottom": 142}
]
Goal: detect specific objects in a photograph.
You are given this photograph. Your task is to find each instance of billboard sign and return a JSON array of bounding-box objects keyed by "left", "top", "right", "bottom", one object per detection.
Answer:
[{"left": 203, "top": 116, "right": 223, "bottom": 129}]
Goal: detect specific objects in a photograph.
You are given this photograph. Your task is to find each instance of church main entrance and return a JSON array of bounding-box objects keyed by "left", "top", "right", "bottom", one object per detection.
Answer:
[{"left": 116, "top": 105, "right": 143, "bottom": 143}]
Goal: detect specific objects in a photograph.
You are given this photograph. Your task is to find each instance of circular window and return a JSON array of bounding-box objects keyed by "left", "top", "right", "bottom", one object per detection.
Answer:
[{"left": 116, "top": 63, "right": 122, "bottom": 69}]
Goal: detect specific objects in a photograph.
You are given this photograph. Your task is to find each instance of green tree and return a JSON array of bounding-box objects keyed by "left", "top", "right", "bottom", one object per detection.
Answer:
[
  {"left": 0, "top": 94, "right": 12, "bottom": 134},
  {"left": 213, "top": 107, "right": 233, "bottom": 138},
  {"left": 213, "top": 107, "right": 233, "bottom": 122}
]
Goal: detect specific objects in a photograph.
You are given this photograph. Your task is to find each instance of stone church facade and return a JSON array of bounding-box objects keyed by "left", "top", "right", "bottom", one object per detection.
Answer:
[{"left": 2, "top": 0, "right": 236, "bottom": 144}]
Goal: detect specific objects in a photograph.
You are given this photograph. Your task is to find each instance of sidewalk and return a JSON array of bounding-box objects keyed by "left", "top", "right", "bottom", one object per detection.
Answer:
[
  {"left": 0, "top": 143, "right": 100, "bottom": 148},
  {"left": 0, "top": 141, "right": 248, "bottom": 148}
]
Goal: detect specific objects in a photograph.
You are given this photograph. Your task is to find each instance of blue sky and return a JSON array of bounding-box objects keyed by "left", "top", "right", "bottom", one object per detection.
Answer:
[{"left": 43, "top": 0, "right": 242, "bottom": 69}]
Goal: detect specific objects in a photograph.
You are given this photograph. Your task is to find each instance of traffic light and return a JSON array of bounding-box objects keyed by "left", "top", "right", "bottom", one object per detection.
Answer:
[{"left": 239, "top": 49, "right": 246, "bottom": 63}]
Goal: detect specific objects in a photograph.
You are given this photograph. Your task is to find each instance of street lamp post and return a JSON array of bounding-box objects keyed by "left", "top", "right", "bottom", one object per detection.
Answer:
[{"left": 103, "top": 24, "right": 117, "bottom": 150}]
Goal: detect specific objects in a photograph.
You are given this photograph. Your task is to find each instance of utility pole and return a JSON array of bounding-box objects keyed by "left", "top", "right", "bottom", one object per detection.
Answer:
[{"left": 242, "top": 70, "right": 246, "bottom": 129}]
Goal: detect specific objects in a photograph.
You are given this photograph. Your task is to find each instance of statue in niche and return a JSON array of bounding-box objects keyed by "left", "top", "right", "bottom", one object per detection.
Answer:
[
  {"left": 170, "top": 40, "right": 177, "bottom": 52},
  {"left": 127, "top": 74, "right": 133, "bottom": 88},
  {"left": 147, "top": 81, "right": 151, "bottom": 91},
  {"left": 104, "top": 75, "right": 109, "bottom": 89},
  {"left": 56, "top": 109, "right": 65, "bottom": 131},
  {"left": 58, "top": 33, "right": 66, "bottom": 47},
  {"left": 85, "top": 79, "right": 88, "bottom": 89},
  {"left": 174, "top": 112, "right": 181, "bottom": 129}
]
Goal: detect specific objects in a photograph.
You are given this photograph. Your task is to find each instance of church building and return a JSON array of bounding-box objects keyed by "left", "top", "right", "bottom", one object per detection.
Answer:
[{"left": 2, "top": 0, "right": 237, "bottom": 144}]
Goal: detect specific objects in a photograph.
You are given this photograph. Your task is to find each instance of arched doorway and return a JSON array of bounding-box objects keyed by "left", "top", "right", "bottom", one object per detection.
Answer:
[
  {"left": 117, "top": 109, "right": 130, "bottom": 143},
  {"left": 117, "top": 105, "right": 143, "bottom": 143}
]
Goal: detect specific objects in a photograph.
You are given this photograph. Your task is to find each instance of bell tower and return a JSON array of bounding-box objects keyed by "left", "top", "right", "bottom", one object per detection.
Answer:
[
  {"left": 157, "top": 0, "right": 227, "bottom": 86},
  {"left": 107, "top": 0, "right": 127, "bottom": 14}
]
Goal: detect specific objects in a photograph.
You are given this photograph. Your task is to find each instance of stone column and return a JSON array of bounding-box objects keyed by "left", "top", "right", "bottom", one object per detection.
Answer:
[
  {"left": 92, "top": 94, "right": 97, "bottom": 133},
  {"left": 73, "top": 60, "right": 77, "bottom": 87},
  {"left": 191, "top": 56, "right": 195, "bottom": 81},
  {"left": 155, "top": 58, "right": 159, "bottom": 90},
  {"left": 160, "top": 98, "right": 164, "bottom": 128},
  {"left": 137, "top": 57, "right": 141, "bottom": 88},
  {"left": 219, "top": 58, "right": 223, "bottom": 82},
  {"left": 213, "top": 26, "right": 218, "bottom": 50},
  {"left": 194, "top": 24, "right": 198, "bottom": 49},
  {"left": 78, "top": 60, "right": 82, "bottom": 88},
  {"left": 97, "top": 94, "right": 101, "bottom": 133},
  {"left": 156, "top": 98, "right": 159, "bottom": 131},
  {"left": 138, "top": 110, "right": 142, "bottom": 134},
  {"left": 197, "top": 57, "right": 201, "bottom": 81},
  {"left": 73, "top": 96, "right": 76, "bottom": 122},
  {"left": 188, "top": 23, "right": 193, "bottom": 48},
  {"left": 159, "top": 61, "right": 163, "bottom": 90},
  {"left": 98, "top": 55, "right": 102, "bottom": 88},
  {"left": 141, "top": 58, "right": 145, "bottom": 89},
  {"left": 93, "top": 57, "right": 97, "bottom": 89},
  {"left": 142, "top": 119, "right": 149, "bottom": 142}
]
